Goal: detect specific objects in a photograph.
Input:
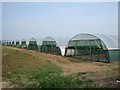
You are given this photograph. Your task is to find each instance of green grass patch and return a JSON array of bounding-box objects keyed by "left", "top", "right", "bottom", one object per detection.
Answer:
[
  {"left": 3, "top": 64, "right": 93, "bottom": 88},
  {"left": 2, "top": 46, "right": 94, "bottom": 88}
]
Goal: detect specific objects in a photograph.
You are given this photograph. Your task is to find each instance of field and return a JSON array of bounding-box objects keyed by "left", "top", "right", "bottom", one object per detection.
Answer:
[{"left": 2, "top": 46, "right": 120, "bottom": 88}]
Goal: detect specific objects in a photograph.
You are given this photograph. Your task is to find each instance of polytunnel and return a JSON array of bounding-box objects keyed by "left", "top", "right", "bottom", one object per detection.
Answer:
[
  {"left": 65, "top": 33, "right": 112, "bottom": 63},
  {"left": 41, "top": 37, "right": 61, "bottom": 55},
  {"left": 16, "top": 40, "right": 21, "bottom": 48},
  {"left": 28, "top": 38, "right": 38, "bottom": 51},
  {"left": 95, "top": 34, "right": 120, "bottom": 62},
  {"left": 12, "top": 41, "right": 15, "bottom": 47},
  {"left": 0, "top": 40, "right": 2, "bottom": 46},
  {"left": 7, "top": 41, "right": 12, "bottom": 46},
  {"left": 1, "top": 40, "right": 6, "bottom": 46},
  {"left": 6, "top": 41, "right": 9, "bottom": 46},
  {"left": 21, "top": 39, "right": 27, "bottom": 49}
]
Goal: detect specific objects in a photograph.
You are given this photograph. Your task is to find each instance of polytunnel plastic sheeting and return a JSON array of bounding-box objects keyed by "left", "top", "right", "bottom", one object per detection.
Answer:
[
  {"left": 21, "top": 39, "right": 26, "bottom": 42},
  {"left": 68, "top": 33, "right": 119, "bottom": 50},
  {"left": 7, "top": 41, "right": 12, "bottom": 46},
  {"left": 11, "top": 41, "right": 15, "bottom": 45},
  {"left": 68, "top": 33, "right": 108, "bottom": 50},
  {"left": 70, "top": 33, "right": 99, "bottom": 41},
  {"left": 21, "top": 39, "right": 27, "bottom": 49},
  {"left": 21, "top": 42, "right": 26, "bottom": 45},
  {"left": 29, "top": 41, "right": 37, "bottom": 44},
  {"left": 41, "top": 37, "right": 61, "bottom": 55},
  {"left": 68, "top": 39, "right": 104, "bottom": 48},
  {"left": 94, "top": 34, "right": 119, "bottom": 50},
  {"left": 21, "top": 39, "right": 26, "bottom": 44},
  {"left": 59, "top": 46, "right": 66, "bottom": 56},
  {"left": 16, "top": 41, "right": 20, "bottom": 44},
  {"left": 29, "top": 38, "right": 36, "bottom": 41},
  {"left": 16, "top": 41, "right": 20, "bottom": 45},
  {"left": 95, "top": 34, "right": 120, "bottom": 61},
  {"left": 15, "top": 41, "right": 21, "bottom": 48},
  {"left": 42, "top": 37, "right": 57, "bottom": 46},
  {"left": 29, "top": 38, "right": 37, "bottom": 44},
  {"left": 43, "top": 37, "right": 56, "bottom": 41},
  {"left": 28, "top": 38, "right": 38, "bottom": 51},
  {"left": 42, "top": 41, "right": 56, "bottom": 46},
  {"left": 65, "top": 33, "right": 110, "bottom": 62}
]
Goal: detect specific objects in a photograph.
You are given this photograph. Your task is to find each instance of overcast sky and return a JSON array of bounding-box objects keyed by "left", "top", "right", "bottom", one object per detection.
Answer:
[{"left": 2, "top": 2, "right": 118, "bottom": 42}]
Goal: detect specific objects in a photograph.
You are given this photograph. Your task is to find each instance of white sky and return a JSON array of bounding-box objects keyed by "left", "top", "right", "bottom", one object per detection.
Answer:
[{"left": 1, "top": 0, "right": 119, "bottom": 46}]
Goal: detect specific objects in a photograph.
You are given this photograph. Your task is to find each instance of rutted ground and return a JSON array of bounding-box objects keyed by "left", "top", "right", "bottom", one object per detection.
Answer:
[{"left": 2, "top": 46, "right": 120, "bottom": 88}]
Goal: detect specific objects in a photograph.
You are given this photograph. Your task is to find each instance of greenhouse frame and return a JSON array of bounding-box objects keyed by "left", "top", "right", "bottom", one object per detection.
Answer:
[
  {"left": 7, "top": 41, "right": 12, "bottom": 46},
  {"left": 64, "top": 33, "right": 119, "bottom": 63},
  {"left": 16, "top": 41, "right": 21, "bottom": 48},
  {"left": 0, "top": 41, "right": 2, "bottom": 45},
  {"left": 41, "top": 37, "right": 61, "bottom": 55},
  {"left": 28, "top": 38, "right": 38, "bottom": 51},
  {"left": 21, "top": 39, "right": 27, "bottom": 49},
  {"left": 1, "top": 40, "right": 6, "bottom": 46},
  {"left": 12, "top": 41, "right": 15, "bottom": 47}
]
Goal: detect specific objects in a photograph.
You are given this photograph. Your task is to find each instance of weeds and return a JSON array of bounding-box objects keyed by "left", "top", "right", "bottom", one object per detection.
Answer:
[{"left": 3, "top": 64, "right": 93, "bottom": 88}]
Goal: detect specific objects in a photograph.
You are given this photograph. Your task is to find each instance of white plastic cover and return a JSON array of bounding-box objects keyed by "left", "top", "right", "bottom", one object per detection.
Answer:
[
  {"left": 43, "top": 37, "right": 55, "bottom": 41},
  {"left": 69, "top": 33, "right": 119, "bottom": 50}
]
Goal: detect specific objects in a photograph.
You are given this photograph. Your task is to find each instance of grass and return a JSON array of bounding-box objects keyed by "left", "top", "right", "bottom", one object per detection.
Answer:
[
  {"left": 2, "top": 46, "right": 119, "bottom": 88},
  {"left": 2, "top": 46, "right": 93, "bottom": 88},
  {"left": 3, "top": 64, "right": 93, "bottom": 88}
]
